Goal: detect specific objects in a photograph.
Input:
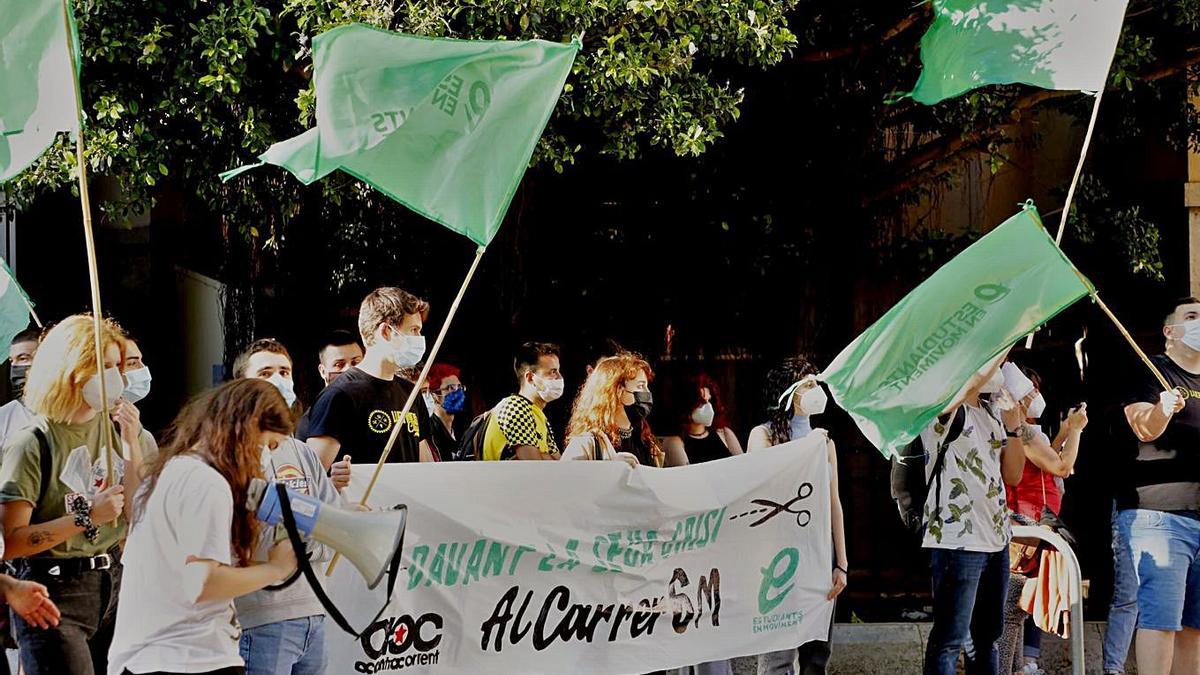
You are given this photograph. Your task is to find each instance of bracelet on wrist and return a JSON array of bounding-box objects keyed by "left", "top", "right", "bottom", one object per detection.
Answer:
[
  {"left": 834, "top": 564, "right": 848, "bottom": 575},
  {"left": 67, "top": 494, "right": 99, "bottom": 542}
]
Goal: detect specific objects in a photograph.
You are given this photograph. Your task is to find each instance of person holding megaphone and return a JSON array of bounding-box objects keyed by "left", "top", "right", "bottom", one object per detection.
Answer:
[{"left": 107, "top": 379, "right": 299, "bottom": 675}]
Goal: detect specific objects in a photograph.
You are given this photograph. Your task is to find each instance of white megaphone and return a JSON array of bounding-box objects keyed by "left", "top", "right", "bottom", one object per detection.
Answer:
[{"left": 246, "top": 478, "right": 407, "bottom": 590}]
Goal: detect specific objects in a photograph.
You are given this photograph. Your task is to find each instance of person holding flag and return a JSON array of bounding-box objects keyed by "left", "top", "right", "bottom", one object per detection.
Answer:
[
  {"left": 917, "top": 359, "right": 1029, "bottom": 675},
  {"left": 0, "top": 315, "right": 156, "bottom": 675},
  {"left": 1118, "top": 296, "right": 1200, "bottom": 675}
]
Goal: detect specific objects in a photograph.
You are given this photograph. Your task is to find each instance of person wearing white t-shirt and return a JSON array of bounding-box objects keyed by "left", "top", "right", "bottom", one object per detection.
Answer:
[{"left": 108, "top": 379, "right": 298, "bottom": 675}]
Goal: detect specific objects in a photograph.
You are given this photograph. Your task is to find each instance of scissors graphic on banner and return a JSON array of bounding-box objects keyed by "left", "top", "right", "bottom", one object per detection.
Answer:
[{"left": 748, "top": 483, "right": 814, "bottom": 528}]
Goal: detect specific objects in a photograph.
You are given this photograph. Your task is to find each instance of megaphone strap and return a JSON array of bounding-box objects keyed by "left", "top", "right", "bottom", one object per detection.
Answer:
[{"left": 273, "top": 482, "right": 407, "bottom": 638}]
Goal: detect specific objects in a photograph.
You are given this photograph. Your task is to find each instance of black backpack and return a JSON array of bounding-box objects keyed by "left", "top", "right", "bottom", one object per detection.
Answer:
[
  {"left": 458, "top": 410, "right": 492, "bottom": 461},
  {"left": 890, "top": 406, "right": 967, "bottom": 535}
]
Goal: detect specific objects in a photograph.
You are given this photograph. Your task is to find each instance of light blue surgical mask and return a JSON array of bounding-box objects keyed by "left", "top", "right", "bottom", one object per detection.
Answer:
[{"left": 266, "top": 373, "right": 297, "bottom": 408}]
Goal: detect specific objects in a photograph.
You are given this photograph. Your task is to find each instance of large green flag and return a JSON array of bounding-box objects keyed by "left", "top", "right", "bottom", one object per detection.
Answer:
[
  {"left": 0, "top": 0, "right": 80, "bottom": 182},
  {"left": 821, "top": 203, "right": 1092, "bottom": 458},
  {"left": 908, "top": 0, "right": 1128, "bottom": 105},
  {"left": 222, "top": 25, "right": 579, "bottom": 247}
]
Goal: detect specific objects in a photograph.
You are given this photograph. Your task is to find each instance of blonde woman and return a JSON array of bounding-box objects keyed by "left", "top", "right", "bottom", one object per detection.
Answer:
[
  {"left": 562, "top": 354, "right": 663, "bottom": 468},
  {"left": 0, "top": 315, "right": 156, "bottom": 675}
]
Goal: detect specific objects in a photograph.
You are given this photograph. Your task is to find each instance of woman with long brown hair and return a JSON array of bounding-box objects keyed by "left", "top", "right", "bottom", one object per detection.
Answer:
[
  {"left": 0, "top": 315, "right": 153, "bottom": 675},
  {"left": 107, "top": 379, "right": 298, "bottom": 675},
  {"left": 562, "top": 354, "right": 663, "bottom": 468}
]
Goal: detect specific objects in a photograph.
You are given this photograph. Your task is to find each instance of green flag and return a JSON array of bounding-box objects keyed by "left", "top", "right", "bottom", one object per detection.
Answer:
[
  {"left": 222, "top": 25, "right": 579, "bottom": 247},
  {"left": 0, "top": 260, "right": 33, "bottom": 359},
  {"left": 821, "top": 203, "right": 1092, "bottom": 458},
  {"left": 908, "top": 0, "right": 1128, "bottom": 105},
  {"left": 1, "top": 0, "right": 80, "bottom": 182}
]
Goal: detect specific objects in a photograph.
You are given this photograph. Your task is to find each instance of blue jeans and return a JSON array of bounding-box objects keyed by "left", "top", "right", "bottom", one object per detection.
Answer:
[
  {"left": 1118, "top": 508, "right": 1200, "bottom": 631},
  {"left": 924, "top": 548, "right": 1009, "bottom": 675},
  {"left": 1103, "top": 503, "right": 1138, "bottom": 673},
  {"left": 239, "top": 616, "right": 325, "bottom": 675}
]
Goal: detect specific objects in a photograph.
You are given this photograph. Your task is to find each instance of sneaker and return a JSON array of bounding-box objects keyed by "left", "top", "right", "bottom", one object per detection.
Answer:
[{"left": 1019, "top": 663, "right": 1044, "bottom": 675}]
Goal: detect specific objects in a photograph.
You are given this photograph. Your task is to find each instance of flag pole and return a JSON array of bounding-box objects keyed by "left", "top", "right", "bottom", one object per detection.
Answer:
[
  {"left": 1089, "top": 290, "right": 1172, "bottom": 392},
  {"left": 1054, "top": 89, "right": 1105, "bottom": 245},
  {"left": 1023, "top": 89, "right": 1106, "bottom": 350},
  {"left": 60, "top": 0, "right": 116, "bottom": 485},
  {"left": 327, "top": 245, "right": 487, "bottom": 576}
]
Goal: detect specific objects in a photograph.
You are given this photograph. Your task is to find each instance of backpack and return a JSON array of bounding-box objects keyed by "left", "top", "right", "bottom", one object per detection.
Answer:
[
  {"left": 890, "top": 406, "right": 967, "bottom": 535},
  {"left": 458, "top": 410, "right": 492, "bottom": 461}
]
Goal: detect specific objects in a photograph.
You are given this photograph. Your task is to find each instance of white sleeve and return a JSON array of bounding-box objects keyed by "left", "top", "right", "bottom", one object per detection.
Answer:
[{"left": 176, "top": 470, "right": 234, "bottom": 565}]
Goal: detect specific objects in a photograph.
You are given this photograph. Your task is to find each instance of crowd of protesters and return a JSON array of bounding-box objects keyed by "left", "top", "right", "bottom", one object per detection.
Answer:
[{"left": 0, "top": 285, "right": 1192, "bottom": 675}]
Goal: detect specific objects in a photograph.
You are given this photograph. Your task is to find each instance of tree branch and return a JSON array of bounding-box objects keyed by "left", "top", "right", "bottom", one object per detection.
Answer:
[{"left": 794, "top": 6, "right": 928, "bottom": 63}]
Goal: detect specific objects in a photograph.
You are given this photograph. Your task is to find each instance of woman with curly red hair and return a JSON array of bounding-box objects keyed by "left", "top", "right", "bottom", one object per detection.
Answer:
[
  {"left": 661, "top": 374, "right": 743, "bottom": 467},
  {"left": 562, "top": 354, "right": 663, "bottom": 468}
]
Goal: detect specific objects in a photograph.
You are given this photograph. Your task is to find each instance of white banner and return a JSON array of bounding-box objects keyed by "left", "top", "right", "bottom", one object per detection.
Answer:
[{"left": 323, "top": 435, "right": 835, "bottom": 674}]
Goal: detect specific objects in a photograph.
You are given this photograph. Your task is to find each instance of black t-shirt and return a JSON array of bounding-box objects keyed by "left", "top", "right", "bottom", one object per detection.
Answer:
[
  {"left": 1121, "top": 354, "right": 1200, "bottom": 511},
  {"left": 302, "top": 367, "right": 431, "bottom": 464},
  {"left": 683, "top": 431, "right": 731, "bottom": 465}
]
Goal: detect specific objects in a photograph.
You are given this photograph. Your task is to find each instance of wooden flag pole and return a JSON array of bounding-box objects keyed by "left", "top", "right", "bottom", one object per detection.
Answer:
[
  {"left": 1024, "top": 89, "right": 1106, "bottom": 350},
  {"left": 1089, "top": 290, "right": 1172, "bottom": 392},
  {"left": 61, "top": 0, "right": 116, "bottom": 485},
  {"left": 327, "top": 245, "right": 487, "bottom": 576},
  {"left": 1054, "top": 89, "right": 1105, "bottom": 245}
]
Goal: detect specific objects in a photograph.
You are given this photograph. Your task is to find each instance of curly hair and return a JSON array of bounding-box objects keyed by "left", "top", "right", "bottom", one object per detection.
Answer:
[
  {"left": 762, "top": 356, "right": 819, "bottom": 446},
  {"left": 567, "top": 354, "right": 659, "bottom": 456}
]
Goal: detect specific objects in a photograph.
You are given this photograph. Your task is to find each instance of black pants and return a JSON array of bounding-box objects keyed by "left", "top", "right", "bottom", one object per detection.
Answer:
[
  {"left": 11, "top": 563, "right": 122, "bottom": 675},
  {"left": 121, "top": 662, "right": 243, "bottom": 667}
]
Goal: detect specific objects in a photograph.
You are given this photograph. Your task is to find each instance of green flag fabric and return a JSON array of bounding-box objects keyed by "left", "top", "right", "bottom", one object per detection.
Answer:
[
  {"left": 0, "top": 0, "right": 80, "bottom": 182},
  {"left": 821, "top": 203, "right": 1092, "bottom": 458},
  {"left": 0, "top": 260, "right": 33, "bottom": 360},
  {"left": 222, "top": 25, "right": 579, "bottom": 247},
  {"left": 908, "top": 0, "right": 1128, "bottom": 105}
]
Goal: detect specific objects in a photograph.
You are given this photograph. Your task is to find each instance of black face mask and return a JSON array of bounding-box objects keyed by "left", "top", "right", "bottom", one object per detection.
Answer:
[
  {"left": 10, "top": 364, "right": 28, "bottom": 398},
  {"left": 625, "top": 390, "right": 654, "bottom": 421}
]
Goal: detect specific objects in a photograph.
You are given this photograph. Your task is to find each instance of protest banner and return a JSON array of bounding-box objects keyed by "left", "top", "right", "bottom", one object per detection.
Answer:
[{"left": 323, "top": 435, "right": 835, "bottom": 674}]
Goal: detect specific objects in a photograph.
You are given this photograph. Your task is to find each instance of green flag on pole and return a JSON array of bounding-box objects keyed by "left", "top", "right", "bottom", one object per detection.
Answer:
[
  {"left": 0, "top": 0, "right": 80, "bottom": 182},
  {"left": 0, "top": 260, "right": 33, "bottom": 359},
  {"left": 821, "top": 203, "right": 1092, "bottom": 458},
  {"left": 221, "top": 25, "right": 579, "bottom": 247},
  {"left": 908, "top": 0, "right": 1128, "bottom": 105}
]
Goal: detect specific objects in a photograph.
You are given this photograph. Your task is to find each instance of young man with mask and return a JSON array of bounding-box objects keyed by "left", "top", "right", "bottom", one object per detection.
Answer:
[
  {"left": 1118, "top": 297, "right": 1200, "bottom": 675},
  {"left": 482, "top": 342, "right": 564, "bottom": 461},
  {"left": 921, "top": 360, "right": 1028, "bottom": 675},
  {"left": 0, "top": 328, "right": 40, "bottom": 445},
  {"left": 304, "top": 287, "right": 436, "bottom": 468},
  {"left": 231, "top": 339, "right": 350, "bottom": 675},
  {"left": 317, "top": 329, "right": 364, "bottom": 387},
  {"left": 120, "top": 335, "right": 152, "bottom": 405}
]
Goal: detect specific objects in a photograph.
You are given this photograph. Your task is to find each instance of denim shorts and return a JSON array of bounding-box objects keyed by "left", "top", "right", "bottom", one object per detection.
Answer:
[{"left": 1118, "top": 509, "right": 1200, "bottom": 631}]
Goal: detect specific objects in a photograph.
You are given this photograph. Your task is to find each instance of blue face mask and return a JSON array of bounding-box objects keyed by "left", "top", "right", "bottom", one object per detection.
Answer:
[{"left": 442, "top": 388, "right": 466, "bottom": 414}]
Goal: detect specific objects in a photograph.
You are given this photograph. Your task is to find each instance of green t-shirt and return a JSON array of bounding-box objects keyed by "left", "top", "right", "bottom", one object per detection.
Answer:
[{"left": 0, "top": 414, "right": 158, "bottom": 558}]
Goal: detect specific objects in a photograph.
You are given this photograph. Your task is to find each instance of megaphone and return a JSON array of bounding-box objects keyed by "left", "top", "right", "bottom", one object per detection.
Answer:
[{"left": 246, "top": 478, "right": 407, "bottom": 590}]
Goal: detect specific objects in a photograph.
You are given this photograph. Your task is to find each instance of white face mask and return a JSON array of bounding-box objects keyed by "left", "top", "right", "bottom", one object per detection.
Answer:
[
  {"left": 1176, "top": 318, "right": 1200, "bottom": 352},
  {"left": 534, "top": 374, "right": 565, "bottom": 403},
  {"left": 266, "top": 373, "right": 297, "bottom": 408},
  {"left": 1027, "top": 392, "right": 1047, "bottom": 419},
  {"left": 691, "top": 402, "right": 715, "bottom": 427},
  {"left": 123, "top": 366, "right": 152, "bottom": 404},
  {"left": 799, "top": 385, "right": 828, "bottom": 416},
  {"left": 978, "top": 367, "right": 1004, "bottom": 394},
  {"left": 421, "top": 391, "right": 437, "bottom": 413},
  {"left": 390, "top": 334, "right": 426, "bottom": 368},
  {"left": 82, "top": 367, "right": 125, "bottom": 412}
]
